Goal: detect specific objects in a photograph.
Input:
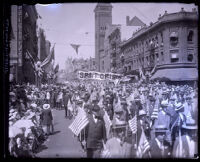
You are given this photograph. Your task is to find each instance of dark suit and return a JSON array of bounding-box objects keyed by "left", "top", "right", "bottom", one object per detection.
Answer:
[
  {"left": 41, "top": 109, "right": 53, "bottom": 135},
  {"left": 63, "top": 93, "right": 71, "bottom": 117},
  {"left": 85, "top": 114, "right": 107, "bottom": 158},
  {"left": 150, "top": 138, "right": 171, "bottom": 158}
]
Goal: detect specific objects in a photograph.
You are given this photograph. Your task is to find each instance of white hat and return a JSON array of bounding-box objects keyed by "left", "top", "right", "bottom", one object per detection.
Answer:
[
  {"left": 30, "top": 103, "right": 37, "bottom": 108},
  {"left": 43, "top": 104, "right": 50, "bottom": 109},
  {"left": 139, "top": 109, "right": 146, "bottom": 116},
  {"left": 175, "top": 102, "right": 184, "bottom": 111},
  {"left": 161, "top": 100, "right": 169, "bottom": 107}
]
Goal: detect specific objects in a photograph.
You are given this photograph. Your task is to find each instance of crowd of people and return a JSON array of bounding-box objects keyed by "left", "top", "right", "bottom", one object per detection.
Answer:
[{"left": 8, "top": 79, "right": 198, "bottom": 158}]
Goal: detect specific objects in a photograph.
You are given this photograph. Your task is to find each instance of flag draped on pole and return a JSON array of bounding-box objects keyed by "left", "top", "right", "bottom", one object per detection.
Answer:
[
  {"left": 101, "top": 142, "right": 112, "bottom": 158},
  {"left": 68, "top": 108, "right": 89, "bottom": 136},
  {"left": 137, "top": 128, "right": 150, "bottom": 158},
  {"left": 103, "top": 110, "right": 112, "bottom": 139},
  {"left": 128, "top": 115, "right": 137, "bottom": 134},
  {"left": 70, "top": 44, "right": 80, "bottom": 54},
  {"left": 40, "top": 44, "right": 55, "bottom": 68},
  {"left": 54, "top": 64, "right": 59, "bottom": 74},
  {"left": 139, "top": 66, "right": 146, "bottom": 80},
  {"left": 151, "top": 98, "right": 159, "bottom": 120}
]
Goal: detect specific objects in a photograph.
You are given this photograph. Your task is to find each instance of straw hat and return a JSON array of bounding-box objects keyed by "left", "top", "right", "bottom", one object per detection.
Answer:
[
  {"left": 155, "top": 124, "right": 168, "bottom": 133},
  {"left": 175, "top": 102, "right": 184, "bottom": 111},
  {"left": 112, "top": 118, "right": 127, "bottom": 129},
  {"left": 182, "top": 118, "right": 197, "bottom": 130},
  {"left": 139, "top": 109, "right": 146, "bottom": 116},
  {"left": 43, "top": 104, "right": 50, "bottom": 109},
  {"left": 114, "top": 104, "right": 123, "bottom": 113},
  {"left": 30, "top": 103, "right": 37, "bottom": 108},
  {"left": 161, "top": 100, "right": 169, "bottom": 107}
]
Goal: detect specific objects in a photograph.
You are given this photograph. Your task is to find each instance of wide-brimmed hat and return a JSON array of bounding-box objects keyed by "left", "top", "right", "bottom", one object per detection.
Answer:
[
  {"left": 112, "top": 118, "right": 127, "bottom": 129},
  {"left": 134, "top": 96, "right": 141, "bottom": 102},
  {"left": 139, "top": 109, "right": 146, "bottom": 116},
  {"left": 161, "top": 100, "right": 169, "bottom": 107},
  {"left": 43, "top": 104, "right": 50, "bottom": 109},
  {"left": 114, "top": 105, "right": 123, "bottom": 113},
  {"left": 9, "top": 92, "right": 16, "bottom": 97},
  {"left": 30, "top": 103, "right": 37, "bottom": 108},
  {"left": 162, "top": 91, "right": 168, "bottom": 95},
  {"left": 182, "top": 118, "right": 197, "bottom": 130},
  {"left": 76, "top": 100, "right": 83, "bottom": 105},
  {"left": 175, "top": 102, "right": 184, "bottom": 111},
  {"left": 155, "top": 124, "right": 168, "bottom": 133}
]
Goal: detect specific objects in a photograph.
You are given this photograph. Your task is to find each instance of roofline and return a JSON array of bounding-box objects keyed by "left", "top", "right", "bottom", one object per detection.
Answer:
[{"left": 120, "top": 11, "right": 198, "bottom": 47}]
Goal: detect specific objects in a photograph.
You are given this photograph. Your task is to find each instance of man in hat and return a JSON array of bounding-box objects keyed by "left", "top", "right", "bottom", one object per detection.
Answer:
[
  {"left": 84, "top": 105, "right": 107, "bottom": 158},
  {"left": 40, "top": 104, "right": 53, "bottom": 136},
  {"left": 152, "top": 100, "right": 171, "bottom": 147},
  {"left": 183, "top": 94, "right": 195, "bottom": 122},
  {"left": 63, "top": 90, "right": 72, "bottom": 118},
  {"left": 150, "top": 124, "right": 171, "bottom": 158},
  {"left": 172, "top": 118, "right": 198, "bottom": 158},
  {"left": 103, "top": 119, "right": 132, "bottom": 158}
]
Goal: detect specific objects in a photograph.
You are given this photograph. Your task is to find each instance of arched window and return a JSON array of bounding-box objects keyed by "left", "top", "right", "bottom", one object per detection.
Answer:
[
  {"left": 170, "top": 31, "right": 178, "bottom": 46},
  {"left": 187, "top": 30, "right": 194, "bottom": 42}
]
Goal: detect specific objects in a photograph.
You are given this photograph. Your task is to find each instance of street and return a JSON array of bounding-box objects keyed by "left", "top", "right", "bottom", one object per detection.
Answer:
[{"left": 36, "top": 109, "right": 86, "bottom": 158}]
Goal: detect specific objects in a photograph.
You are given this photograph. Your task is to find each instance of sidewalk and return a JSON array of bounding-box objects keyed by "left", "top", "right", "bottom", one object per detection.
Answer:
[{"left": 36, "top": 109, "right": 86, "bottom": 158}]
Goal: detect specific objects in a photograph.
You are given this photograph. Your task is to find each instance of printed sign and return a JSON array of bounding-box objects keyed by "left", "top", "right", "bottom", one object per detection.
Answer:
[{"left": 77, "top": 71, "right": 123, "bottom": 80}]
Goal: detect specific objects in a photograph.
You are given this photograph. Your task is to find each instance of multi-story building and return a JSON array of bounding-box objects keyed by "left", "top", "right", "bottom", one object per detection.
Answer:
[
  {"left": 10, "top": 5, "right": 38, "bottom": 84},
  {"left": 119, "top": 8, "right": 198, "bottom": 81},
  {"left": 94, "top": 3, "right": 112, "bottom": 72},
  {"left": 10, "top": 5, "right": 19, "bottom": 83},
  {"left": 104, "top": 23, "right": 142, "bottom": 74},
  {"left": 89, "top": 57, "right": 96, "bottom": 71},
  {"left": 22, "top": 5, "right": 38, "bottom": 84}
]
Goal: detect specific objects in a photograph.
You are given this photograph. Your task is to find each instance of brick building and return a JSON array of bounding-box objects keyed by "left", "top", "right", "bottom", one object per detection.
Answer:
[
  {"left": 119, "top": 8, "right": 198, "bottom": 81},
  {"left": 22, "top": 5, "right": 38, "bottom": 84},
  {"left": 10, "top": 5, "right": 38, "bottom": 84},
  {"left": 94, "top": 3, "right": 112, "bottom": 72}
]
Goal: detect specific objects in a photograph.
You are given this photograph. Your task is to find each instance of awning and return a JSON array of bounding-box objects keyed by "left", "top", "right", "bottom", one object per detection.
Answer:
[{"left": 150, "top": 68, "right": 198, "bottom": 81}]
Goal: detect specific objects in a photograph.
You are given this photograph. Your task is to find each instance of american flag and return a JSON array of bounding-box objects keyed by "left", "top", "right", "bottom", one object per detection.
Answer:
[
  {"left": 151, "top": 99, "right": 159, "bottom": 119},
  {"left": 101, "top": 148, "right": 111, "bottom": 158},
  {"left": 137, "top": 128, "right": 150, "bottom": 158},
  {"left": 101, "top": 142, "right": 112, "bottom": 158},
  {"left": 69, "top": 108, "right": 89, "bottom": 136},
  {"left": 103, "top": 110, "right": 112, "bottom": 139},
  {"left": 128, "top": 115, "right": 137, "bottom": 134}
]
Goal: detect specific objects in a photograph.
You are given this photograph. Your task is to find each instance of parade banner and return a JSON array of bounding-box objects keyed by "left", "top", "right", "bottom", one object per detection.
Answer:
[{"left": 77, "top": 71, "right": 123, "bottom": 81}]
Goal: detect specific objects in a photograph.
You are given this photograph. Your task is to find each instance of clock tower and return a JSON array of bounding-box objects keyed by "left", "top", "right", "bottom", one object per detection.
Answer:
[{"left": 94, "top": 3, "right": 112, "bottom": 72}]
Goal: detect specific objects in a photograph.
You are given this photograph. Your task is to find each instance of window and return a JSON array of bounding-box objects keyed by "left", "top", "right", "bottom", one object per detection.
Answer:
[
  {"left": 102, "top": 61, "right": 104, "bottom": 70},
  {"left": 187, "top": 30, "right": 194, "bottom": 42},
  {"left": 187, "top": 54, "right": 193, "bottom": 62},
  {"left": 170, "top": 50, "right": 179, "bottom": 63},
  {"left": 161, "top": 52, "right": 164, "bottom": 62},
  {"left": 160, "top": 32, "right": 163, "bottom": 43},
  {"left": 170, "top": 31, "right": 178, "bottom": 46}
]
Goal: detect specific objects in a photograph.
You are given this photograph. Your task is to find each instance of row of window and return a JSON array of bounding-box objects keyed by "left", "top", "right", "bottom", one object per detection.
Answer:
[{"left": 123, "top": 30, "right": 194, "bottom": 55}]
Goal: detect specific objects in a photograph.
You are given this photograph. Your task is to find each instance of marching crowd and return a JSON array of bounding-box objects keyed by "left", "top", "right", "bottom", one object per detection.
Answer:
[{"left": 8, "top": 79, "right": 198, "bottom": 158}]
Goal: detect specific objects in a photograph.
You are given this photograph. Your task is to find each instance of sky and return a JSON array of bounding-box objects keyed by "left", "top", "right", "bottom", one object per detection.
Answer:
[{"left": 35, "top": 3, "right": 197, "bottom": 70}]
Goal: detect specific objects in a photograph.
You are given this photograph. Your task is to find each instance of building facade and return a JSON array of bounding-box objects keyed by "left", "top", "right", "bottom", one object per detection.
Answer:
[
  {"left": 10, "top": 5, "right": 19, "bottom": 83},
  {"left": 22, "top": 5, "right": 38, "bottom": 84},
  {"left": 119, "top": 8, "right": 198, "bottom": 81},
  {"left": 94, "top": 3, "right": 112, "bottom": 72},
  {"left": 10, "top": 5, "right": 38, "bottom": 84}
]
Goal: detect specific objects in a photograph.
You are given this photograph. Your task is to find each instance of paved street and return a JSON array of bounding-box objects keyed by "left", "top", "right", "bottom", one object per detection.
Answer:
[{"left": 36, "top": 109, "right": 86, "bottom": 158}]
